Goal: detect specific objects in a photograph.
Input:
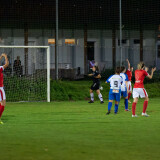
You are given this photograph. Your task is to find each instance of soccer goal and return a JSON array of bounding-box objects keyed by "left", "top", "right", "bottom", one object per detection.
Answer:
[{"left": 0, "top": 46, "right": 50, "bottom": 102}]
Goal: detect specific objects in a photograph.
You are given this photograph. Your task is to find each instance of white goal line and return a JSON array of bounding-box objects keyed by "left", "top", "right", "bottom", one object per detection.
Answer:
[{"left": 0, "top": 45, "right": 51, "bottom": 103}]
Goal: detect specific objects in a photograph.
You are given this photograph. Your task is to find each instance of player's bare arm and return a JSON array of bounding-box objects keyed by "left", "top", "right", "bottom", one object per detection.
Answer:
[
  {"left": 147, "top": 67, "right": 156, "bottom": 79},
  {"left": 1, "top": 53, "right": 9, "bottom": 69},
  {"left": 126, "top": 59, "right": 131, "bottom": 70},
  {"left": 88, "top": 74, "right": 93, "bottom": 77}
]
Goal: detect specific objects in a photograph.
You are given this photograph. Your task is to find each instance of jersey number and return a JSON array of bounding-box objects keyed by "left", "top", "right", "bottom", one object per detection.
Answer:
[{"left": 114, "top": 81, "right": 118, "bottom": 87}]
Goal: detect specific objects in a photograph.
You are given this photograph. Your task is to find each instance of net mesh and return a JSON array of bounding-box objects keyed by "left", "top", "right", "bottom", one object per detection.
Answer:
[
  {"left": 0, "top": 47, "right": 48, "bottom": 102},
  {"left": 0, "top": 0, "right": 160, "bottom": 87}
]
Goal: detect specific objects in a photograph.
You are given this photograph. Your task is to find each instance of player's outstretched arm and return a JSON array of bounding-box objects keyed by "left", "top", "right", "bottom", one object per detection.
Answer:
[
  {"left": 126, "top": 59, "right": 130, "bottom": 70},
  {"left": 88, "top": 74, "right": 93, "bottom": 77},
  {"left": 1, "top": 53, "right": 9, "bottom": 69},
  {"left": 147, "top": 67, "right": 156, "bottom": 79}
]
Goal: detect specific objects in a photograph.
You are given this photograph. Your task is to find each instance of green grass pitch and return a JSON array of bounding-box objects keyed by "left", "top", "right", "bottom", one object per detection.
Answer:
[{"left": 0, "top": 98, "right": 160, "bottom": 160}]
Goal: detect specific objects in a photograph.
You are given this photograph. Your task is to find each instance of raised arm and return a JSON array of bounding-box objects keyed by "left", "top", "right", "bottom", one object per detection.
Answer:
[
  {"left": 147, "top": 67, "right": 156, "bottom": 79},
  {"left": 126, "top": 59, "right": 131, "bottom": 70},
  {"left": 1, "top": 53, "right": 9, "bottom": 69}
]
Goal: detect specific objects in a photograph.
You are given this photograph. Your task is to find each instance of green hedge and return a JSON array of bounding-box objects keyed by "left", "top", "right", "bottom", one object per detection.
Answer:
[{"left": 3, "top": 76, "right": 160, "bottom": 102}]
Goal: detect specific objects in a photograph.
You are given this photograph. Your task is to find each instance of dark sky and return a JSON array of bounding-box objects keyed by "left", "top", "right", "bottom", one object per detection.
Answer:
[{"left": 0, "top": 0, "right": 160, "bottom": 30}]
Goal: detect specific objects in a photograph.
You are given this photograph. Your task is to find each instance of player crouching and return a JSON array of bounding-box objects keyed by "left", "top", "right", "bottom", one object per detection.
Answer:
[
  {"left": 106, "top": 67, "right": 123, "bottom": 115},
  {"left": 132, "top": 62, "right": 156, "bottom": 117},
  {"left": 0, "top": 53, "right": 9, "bottom": 124},
  {"left": 88, "top": 65, "right": 104, "bottom": 104}
]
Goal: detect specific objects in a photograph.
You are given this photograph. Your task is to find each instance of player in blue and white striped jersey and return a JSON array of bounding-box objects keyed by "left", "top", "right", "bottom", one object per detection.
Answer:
[
  {"left": 120, "top": 66, "right": 130, "bottom": 111},
  {"left": 105, "top": 67, "right": 123, "bottom": 115}
]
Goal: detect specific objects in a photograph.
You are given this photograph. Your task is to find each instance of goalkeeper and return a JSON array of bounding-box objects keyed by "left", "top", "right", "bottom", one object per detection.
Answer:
[
  {"left": 88, "top": 65, "right": 104, "bottom": 104},
  {"left": 0, "top": 53, "right": 9, "bottom": 124}
]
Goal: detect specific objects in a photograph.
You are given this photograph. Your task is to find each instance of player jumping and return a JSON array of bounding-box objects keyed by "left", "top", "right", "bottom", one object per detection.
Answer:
[
  {"left": 126, "top": 59, "right": 133, "bottom": 103},
  {"left": 88, "top": 65, "right": 104, "bottom": 104},
  {"left": 106, "top": 67, "right": 123, "bottom": 115},
  {"left": 132, "top": 62, "right": 156, "bottom": 117},
  {"left": 0, "top": 53, "right": 9, "bottom": 124},
  {"left": 120, "top": 66, "right": 130, "bottom": 111}
]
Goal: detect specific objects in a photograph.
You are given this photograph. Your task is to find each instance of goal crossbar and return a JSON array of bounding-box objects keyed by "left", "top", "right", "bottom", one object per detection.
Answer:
[{"left": 0, "top": 45, "right": 50, "bottom": 102}]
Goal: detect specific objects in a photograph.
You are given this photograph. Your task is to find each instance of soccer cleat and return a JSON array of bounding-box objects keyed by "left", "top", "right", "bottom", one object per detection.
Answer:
[
  {"left": 106, "top": 111, "right": 111, "bottom": 115},
  {"left": 0, "top": 120, "right": 4, "bottom": 125},
  {"left": 132, "top": 115, "right": 138, "bottom": 117},
  {"left": 114, "top": 112, "right": 118, "bottom": 114},
  {"left": 100, "top": 101, "right": 104, "bottom": 104},
  {"left": 125, "top": 109, "right": 131, "bottom": 111},
  {"left": 142, "top": 112, "right": 150, "bottom": 117},
  {"left": 88, "top": 100, "right": 94, "bottom": 103}
]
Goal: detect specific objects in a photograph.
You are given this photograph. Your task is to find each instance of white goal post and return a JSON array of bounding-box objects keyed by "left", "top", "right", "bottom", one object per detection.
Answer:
[{"left": 0, "top": 46, "right": 50, "bottom": 102}]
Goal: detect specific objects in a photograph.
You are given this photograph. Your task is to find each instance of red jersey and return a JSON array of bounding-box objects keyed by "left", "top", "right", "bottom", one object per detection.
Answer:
[
  {"left": 126, "top": 69, "right": 132, "bottom": 81},
  {"left": 0, "top": 66, "right": 4, "bottom": 87},
  {"left": 134, "top": 70, "right": 148, "bottom": 88}
]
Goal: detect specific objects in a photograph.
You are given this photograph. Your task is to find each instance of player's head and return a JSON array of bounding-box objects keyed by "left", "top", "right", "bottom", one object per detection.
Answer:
[
  {"left": 137, "top": 62, "right": 145, "bottom": 70},
  {"left": 120, "top": 66, "right": 126, "bottom": 73},
  {"left": 115, "top": 67, "right": 121, "bottom": 75},
  {"left": 92, "top": 65, "right": 99, "bottom": 72},
  {"left": 131, "top": 66, "right": 134, "bottom": 72}
]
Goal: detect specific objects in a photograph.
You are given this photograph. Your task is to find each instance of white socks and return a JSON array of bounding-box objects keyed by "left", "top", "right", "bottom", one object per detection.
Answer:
[
  {"left": 90, "top": 93, "right": 94, "bottom": 101},
  {"left": 98, "top": 93, "right": 103, "bottom": 102}
]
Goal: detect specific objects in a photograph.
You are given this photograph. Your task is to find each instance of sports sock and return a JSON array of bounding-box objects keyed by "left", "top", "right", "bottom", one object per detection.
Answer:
[
  {"left": 90, "top": 93, "right": 94, "bottom": 101},
  {"left": 108, "top": 102, "right": 112, "bottom": 111},
  {"left": 114, "top": 104, "right": 119, "bottom": 113},
  {"left": 98, "top": 93, "right": 103, "bottom": 102},
  {"left": 128, "top": 93, "right": 132, "bottom": 100},
  {"left": 132, "top": 102, "right": 137, "bottom": 115},
  {"left": 125, "top": 99, "right": 128, "bottom": 110},
  {"left": 0, "top": 104, "right": 4, "bottom": 118},
  {"left": 143, "top": 101, "right": 148, "bottom": 113}
]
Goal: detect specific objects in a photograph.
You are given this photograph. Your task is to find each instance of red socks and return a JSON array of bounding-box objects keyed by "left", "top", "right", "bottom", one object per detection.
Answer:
[
  {"left": 132, "top": 102, "right": 137, "bottom": 115},
  {"left": 0, "top": 104, "right": 4, "bottom": 118},
  {"left": 128, "top": 93, "right": 132, "bottom": 100},
  {"left": 143, "top": 101, "right": 148, "bottom": 113}
]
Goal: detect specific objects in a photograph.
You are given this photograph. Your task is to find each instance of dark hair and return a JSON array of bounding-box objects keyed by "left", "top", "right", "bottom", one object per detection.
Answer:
[
  {"left": 120, "top": 66, "right": 126, "bottom": 72},
  {"left": 115, "top": 67, "right": 121, "bottom": 74}
]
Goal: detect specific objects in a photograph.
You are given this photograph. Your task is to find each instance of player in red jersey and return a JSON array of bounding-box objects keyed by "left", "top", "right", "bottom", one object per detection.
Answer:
[
  {"left": 0, "top": 53, "right": 9, "bottom": 124},
  {"left": 132, "top": 62, "right": 156, "bottom": 117},
  {"left": 126, "top": 59, "right": 133, "bottom": 103}
]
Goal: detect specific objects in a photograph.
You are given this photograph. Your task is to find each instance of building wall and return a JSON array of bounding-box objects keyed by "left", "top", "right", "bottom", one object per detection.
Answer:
[{"left": 0, "top": 28, "right": 157, "bottom": 75}]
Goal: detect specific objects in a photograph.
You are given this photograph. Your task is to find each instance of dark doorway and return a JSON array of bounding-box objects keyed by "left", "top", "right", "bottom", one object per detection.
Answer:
[{"left": 87, "top": 42, "right": 94, "bottom": 61}]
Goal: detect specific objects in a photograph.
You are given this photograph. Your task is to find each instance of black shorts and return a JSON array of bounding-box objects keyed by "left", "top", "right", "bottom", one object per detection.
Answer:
[{"left": 91, "top": 83, "right": 100, "bottom": 91}]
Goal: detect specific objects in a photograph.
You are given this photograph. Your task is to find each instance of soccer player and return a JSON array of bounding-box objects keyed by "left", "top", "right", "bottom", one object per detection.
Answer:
[
  {"left": 132, "top": 62, "right": 156, "bottom": 117},
  {"left": 88, "top": 65, "right": 104, "bottom": 104},
  {"left": 126, "top": 59, "right": 133, "bottom": 103},
  {"left": 0, "top": 53, "right": 9, "bottom": 124},
  {"left": 106, "top": 67, "right": 123, "bottom": 115},
  {"left": 120, "top": 66, "right": 130, "bottom": 111}
]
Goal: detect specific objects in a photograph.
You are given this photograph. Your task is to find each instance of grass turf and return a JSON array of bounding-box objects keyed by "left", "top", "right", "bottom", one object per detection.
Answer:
[{"left": 0, "top": 98, "right": 160, "bottom": 160}]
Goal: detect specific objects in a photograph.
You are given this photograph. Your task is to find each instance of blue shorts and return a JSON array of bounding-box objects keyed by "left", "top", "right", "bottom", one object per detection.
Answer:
[
  {"left": 121, "top": 90, "right": 128, "bottom": 97},
  {"left": 109, "top": 92, "right": 121, "bottom": 102}
]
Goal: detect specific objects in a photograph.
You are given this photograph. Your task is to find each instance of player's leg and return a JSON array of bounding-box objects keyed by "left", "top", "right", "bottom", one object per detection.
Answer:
[
  {"left": 106, "top": 100, "right": 113, "bottom": 115},
  {"left": 141, "top": 89, "right": 149, "bottom": 117},
  {"left": 114, "top": 101, "right": 119, "bottom": 114},
  {"left": 123, "top": 90, "right": 129, "bottom": 111},
  {"left": 132, "top": 88, "right": 139, "bottom": 117},
  {"left": 88, "top": 89, "right": 94, "bottom": 103},
  {"left": 0, "top": 88, "right": 6, "bottom": 124},
  {"left": 128, "top": 82, "right": 132, "bottom": 103},
  {"left": 114, "top": 93, "right": 120, "bottom": 114},
  {"left": 96, "top": 89, "right": 104, "bottom": 104}
]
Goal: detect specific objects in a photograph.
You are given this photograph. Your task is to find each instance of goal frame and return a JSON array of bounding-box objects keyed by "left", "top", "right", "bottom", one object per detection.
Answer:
[{"left": 0, "top": 46, "right": 50, "bottom": 102}]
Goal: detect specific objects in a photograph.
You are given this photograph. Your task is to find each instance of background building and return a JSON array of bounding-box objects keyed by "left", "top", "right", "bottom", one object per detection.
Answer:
[{"left": 0, "top": 0, "right": 160, "bottom": 77}]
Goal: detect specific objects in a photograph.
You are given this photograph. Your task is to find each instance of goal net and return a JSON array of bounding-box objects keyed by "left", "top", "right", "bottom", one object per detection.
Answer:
[{"left": 0, "top": 46, "right": 50, "bottom": 102}]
